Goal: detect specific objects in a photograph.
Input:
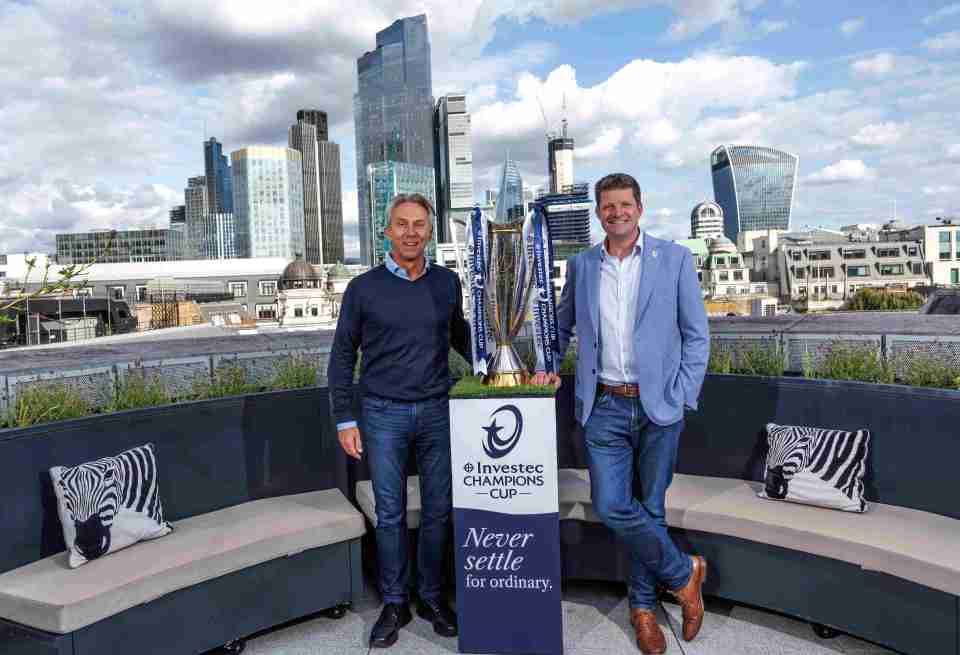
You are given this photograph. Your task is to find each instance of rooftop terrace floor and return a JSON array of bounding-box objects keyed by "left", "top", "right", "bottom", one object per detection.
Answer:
[{"left": 236, "top": 580, "right": 895, "bottom": 655}]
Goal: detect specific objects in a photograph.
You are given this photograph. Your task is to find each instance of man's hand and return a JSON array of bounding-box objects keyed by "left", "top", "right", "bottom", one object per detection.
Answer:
[
  {"left": 530, "top": 372, "right": 562, "bottom": 388},
  {"left": 338, "top": 426, "right": 364, "bottom": 460}
]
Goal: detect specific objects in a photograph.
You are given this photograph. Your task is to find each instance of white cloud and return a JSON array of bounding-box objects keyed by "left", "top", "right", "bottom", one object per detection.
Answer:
[
  {"left": 922, "top": 185, "right": 957, "bottom": 195},
  {"left": 840, "top": 18, "right": 864, "bottom": 36},
  {"left": 575, "top": 126, "right": 624, "bottom": 159},
  {"left": 805, "top": 160, "right": 877, "bottom": 186},
  {"left": 851, "top": 53, "right": 897, "bottom": 76},
  {"left": 758, "top": 20, "right": 789, "bottom": 35},
  {"left": 924, "top": 3, "right": 960, "bottom": 25},
  {"left": 947, "top": 144, "right": 960, "bottom": 162},
  {"left": 851, "top": 122, "right": 906, "bottom": 147},
  {"left": 923, "top": 31, "right": 960, "bottom": 52}
]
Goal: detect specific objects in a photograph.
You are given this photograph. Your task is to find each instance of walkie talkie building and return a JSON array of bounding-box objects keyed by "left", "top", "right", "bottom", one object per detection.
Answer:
[{"left": 711, "top": 145, "right": 798, "bottom": 242}]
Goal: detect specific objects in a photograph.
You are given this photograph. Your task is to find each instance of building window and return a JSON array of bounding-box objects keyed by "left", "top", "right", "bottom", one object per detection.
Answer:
[
  {"left": 256, "top": 303, "right": 276, "bottom": 319},
  {"left": 956, "top": 231, "right": 960, "bottom": 259},
  {"left": 0, "top": 271, "right": 6, "bottom": 278},
  {"left": 719, "top": 271, "right": 729, "bottom": 281},
  {"left": 229, "top": 281, "right": 247, "bottom": 298},
  {"left": 795, "top": 269, "right": 806, "bottom": 279},
  {"left": 809, "top": 250, "right": 831, "bottom": 261},
  {"left": 733, "top": 270, "right": 743, "bottom": 281},
  {"left": 790, "top": 251, "right": 801, "bottom": 261},
  {"left": 847, "top": 265, "right": 869, "bottom": 277},
  {"left": 259, "top": 280, "right": 277, "bottom": 296},
  {"left": 877, "top": 247, "right": 900, "bottom": 258},
  {"left": 831, "top": 285, "right": 839, "bottom": 294},
  {"left": 739, "top": 287, "right": 749, "bottom": 295},
  {"left": 812, "top": 267, "right": 835, "bottom": 278},
  {"left": 75, "top": 287, "right": 93, "bottom": 298},
  {"left": 110, "top": 286, "right": 125, "bottom": 300},
  {"left": 912, "top": 263, "right": 924, "bottom": 275},
  {"left": 952, "top": 269, "right": 959, "bottom": 285},
  {"left": 879, "top": 264, "right": 904, "bottom": 276},
  {"left": 715, "top": 257, "right": 725, "bottom": 266},
  {"left": 907, "top": 246, "right": 919, "bottom": 256},
  {"left": 729, "top": 257, "right": 739, "bottom": 266},
  {"left": 294, "top": 307, "right": 303, "bottom": 318},
  {"left": 940, "top": 231, "right": 951, "bottom": 260},
  {"left": 136, "top": 285, "right": 148, "bottom": 302},
  {"left": 843, "top": 250, "right": 866, "bottom": 259},
  {"left": 311, "top": 307, "right": 319, "bottom": 317}
]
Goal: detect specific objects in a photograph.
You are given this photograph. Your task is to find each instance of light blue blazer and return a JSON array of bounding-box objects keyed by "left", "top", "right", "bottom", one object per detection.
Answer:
[{"left": 556, "top": 233, "right": 710, "bottom": 427}]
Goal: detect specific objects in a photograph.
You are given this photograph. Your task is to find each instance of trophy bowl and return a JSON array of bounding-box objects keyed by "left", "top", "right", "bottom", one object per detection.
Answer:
[{"left": 483, "top": 218, "right": 535, "bottom": 387}]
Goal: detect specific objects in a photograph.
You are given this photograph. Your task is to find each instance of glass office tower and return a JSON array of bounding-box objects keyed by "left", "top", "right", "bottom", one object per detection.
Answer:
[
  {"left": 289, "top": 120, "right": 325, "bottom": 265},
  {"left": 354, "top": 14, "right": 435, "bottom": 264},
  {"left": 711, "top": 145, "right": 798, "bottom": 242},
  {"left": 204, "top": 137, "right": 233, "bottom": 214},
  {"left": 367, "top": 161, "right": 437, "bottom": 266},
  {"left": 433, "top": 93, "right": 474, "bottom": 243},
  {"left": 495, "top": 158, "right": 525, "bottom": 223},
  {"left": 231, "top": 147, "right": 306, "bottom": 259}
]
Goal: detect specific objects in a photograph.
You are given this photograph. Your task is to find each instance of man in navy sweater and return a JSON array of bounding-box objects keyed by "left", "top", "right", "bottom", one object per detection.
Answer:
[{"left": 328, "top": 193, "right": 470, "bottom": 648}]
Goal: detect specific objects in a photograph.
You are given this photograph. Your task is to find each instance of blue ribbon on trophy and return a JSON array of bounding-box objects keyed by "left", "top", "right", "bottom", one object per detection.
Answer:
[
  {"left": 466, "top": 207, "right": 491, "bottom": 376},
  {"left": 528, "top": 204, "right": 560, "bottom": 374}
]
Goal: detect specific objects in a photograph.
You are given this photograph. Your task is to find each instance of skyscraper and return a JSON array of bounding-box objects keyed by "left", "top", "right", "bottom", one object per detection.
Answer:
[
  {"left": 367, "top": 161, "right": 436, "bottom": 266},
  {"left": 548, "top": 124, "right": 575, "bottom": 194},
  {"left": 184, "top": 175, "right": 207, "bottom": 260},
  {"left": 231, "top": 147, "right": 306, "bottom": 259},
  {"left": 433, "top": 93, "right": 474, "bottom": 243},
  {"left": 296, "top": 109, "right": 329, "bottom": 141},
  {"left": 539, "top": 183, "right": 591, "bottom": 250},
  {"left": 194, "top": 212, "right": 239, "bottom": 260},
  {"left": 354, "top": 14, "right": 435, "bottom": 264},
  {"left": 204, "top": 137, "right": 233, "bottom": 214},
  {"left": 495, "top": 158, "right": 525, "bottom": 223},
  {"left": 289, "top": 120, "right": 324, "bottom": 266},
  {"left": 295, "top": 108, "right": 345, "bottom": 264},
  {"left": 711, "top": 145, "right": 798, "bottom": 242}
]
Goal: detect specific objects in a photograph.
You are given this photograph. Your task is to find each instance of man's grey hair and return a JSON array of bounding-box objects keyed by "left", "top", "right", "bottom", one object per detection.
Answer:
[{"left": 388, "top": 193, "right": 436, "bottom": 223}]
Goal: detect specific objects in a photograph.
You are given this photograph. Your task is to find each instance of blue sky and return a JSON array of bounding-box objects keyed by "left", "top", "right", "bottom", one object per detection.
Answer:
[{"left": 0, "top": 1, "right": 958, "bottom": 259}]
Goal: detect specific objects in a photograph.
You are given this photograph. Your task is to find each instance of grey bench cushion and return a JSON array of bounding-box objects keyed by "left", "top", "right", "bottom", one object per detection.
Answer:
[
  {"left": 560, "top": 469, "right": 960, "bottom": 596},
  {"left": 356, "top": 477, "right": 422, "bottom": 529},
  {"left": 0, "top": 489, "right": 365, "bottom": 634}
]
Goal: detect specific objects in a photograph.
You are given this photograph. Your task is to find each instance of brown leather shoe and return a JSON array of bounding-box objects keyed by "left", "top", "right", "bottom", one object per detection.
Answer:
[
  {"left": 629, "top": 609, "right": 666, "bottom": 654},
  {"left": 669, "top": 555, "right": 707, "bottom": 641}
]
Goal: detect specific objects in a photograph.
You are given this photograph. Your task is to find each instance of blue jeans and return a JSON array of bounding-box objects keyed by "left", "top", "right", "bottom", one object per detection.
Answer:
[
  {"left": 362, "top": 394, "right": 452, "bottom": 605},
  {"left": 584, "top": 392, "right": 692, "bottom": 610}
]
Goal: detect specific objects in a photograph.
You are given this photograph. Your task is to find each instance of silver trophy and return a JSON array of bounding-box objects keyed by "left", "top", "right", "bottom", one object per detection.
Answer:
[{"left": 450, "top": 212, "right": 535, "bottom": 387}]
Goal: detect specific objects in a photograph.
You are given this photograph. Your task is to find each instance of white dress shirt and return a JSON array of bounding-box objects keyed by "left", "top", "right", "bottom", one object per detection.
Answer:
[{"left": 597, "top": 231, "right": 644, "bottom": 384}]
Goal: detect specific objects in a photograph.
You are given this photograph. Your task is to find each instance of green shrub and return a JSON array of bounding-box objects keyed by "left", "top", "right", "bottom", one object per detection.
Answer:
[
  {"left": 708, "top": 350, "right": 733, "bottom": 374},
  {"left": 190, "top": 364, "right": 260, "bottom": 400},
  {"left": 804, "top": 342, "right": 895, "bottom": 384},
  {"left": 845, "top": 288, "right": 924, "bottom": 311},
  {"left": 3, "top": 383, "right": 94, "bottom": 429},
  {"left": 271, "top": 355, "right": 318, "bottom": 390},
  {"left": 108, "top": 373, "right": 169, "bottom": 412},
  {"left": 735, "top": 343, "right": 785, "bottom": 377},
  {"left": 895, "top": 351, "right": 960, "bottom": 390}
]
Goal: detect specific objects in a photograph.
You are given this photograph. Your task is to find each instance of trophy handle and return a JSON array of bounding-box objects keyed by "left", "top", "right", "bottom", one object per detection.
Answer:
[{"left": 508, "top": 213, "right": 537, "bottom": 340}]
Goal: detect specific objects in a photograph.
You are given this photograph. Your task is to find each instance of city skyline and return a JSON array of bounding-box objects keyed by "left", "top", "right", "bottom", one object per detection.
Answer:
[{"left": 2, "top": 3, "right": 959, "bottom": 261}]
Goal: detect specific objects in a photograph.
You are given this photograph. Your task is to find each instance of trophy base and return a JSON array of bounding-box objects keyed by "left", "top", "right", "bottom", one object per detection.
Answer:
[{"left": 483, "top": 344, "right": 530, "bottom": 387}]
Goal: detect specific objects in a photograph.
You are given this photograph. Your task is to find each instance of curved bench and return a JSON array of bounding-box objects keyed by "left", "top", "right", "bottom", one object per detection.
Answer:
[{"left": 0, "top": 389, "right": 364, "bottom": 655}]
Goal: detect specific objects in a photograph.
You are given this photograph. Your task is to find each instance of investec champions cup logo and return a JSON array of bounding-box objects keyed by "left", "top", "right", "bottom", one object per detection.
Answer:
[{"left": 482, "top": 405, "right": 522, "bottom": 459}]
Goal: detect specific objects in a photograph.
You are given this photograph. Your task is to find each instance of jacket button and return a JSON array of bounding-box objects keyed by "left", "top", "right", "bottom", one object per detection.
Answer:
[{"left": 591, "top": 369, "right": 596, "bottom": 375}]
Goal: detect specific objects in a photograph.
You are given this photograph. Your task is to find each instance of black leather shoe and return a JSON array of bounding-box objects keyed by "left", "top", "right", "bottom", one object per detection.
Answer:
[
  {"left": 370, "top": 602, "right": 412, "bottom": 648},
  {"left": 417, "top": 598, "right": 458, "bottom": 637}
]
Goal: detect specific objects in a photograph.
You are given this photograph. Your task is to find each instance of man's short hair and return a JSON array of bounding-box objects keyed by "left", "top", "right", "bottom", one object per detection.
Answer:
[
  {"left": 388, "top": 193, "right": 436, "bottom": 225},
  {"left": 595, "top": 173, "right": 642, "bottom": 207}
]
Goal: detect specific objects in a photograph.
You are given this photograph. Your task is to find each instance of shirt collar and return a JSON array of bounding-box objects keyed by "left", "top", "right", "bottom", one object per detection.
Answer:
[
  {"left": 600, "top": 230, "right": 644, "bottom": 262},
  {"left": 385, "top": 251, "right": 430, "bottom": 280}
]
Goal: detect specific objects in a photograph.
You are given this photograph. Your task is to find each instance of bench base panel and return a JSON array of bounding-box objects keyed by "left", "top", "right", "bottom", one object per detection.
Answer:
[
  {"left": 0, "top": 538, "right": 363, "bottom": 655},
  {"left": 560, "top": 520, "right": 958, "bottom": 655}
]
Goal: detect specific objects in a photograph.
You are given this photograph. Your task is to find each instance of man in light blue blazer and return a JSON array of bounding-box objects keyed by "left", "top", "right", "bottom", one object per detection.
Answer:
[{"left": 534, "top": 173, "right": 709, "bottom": 654}]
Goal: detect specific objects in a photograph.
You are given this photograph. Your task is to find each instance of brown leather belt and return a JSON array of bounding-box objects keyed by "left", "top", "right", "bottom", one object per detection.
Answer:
[{"left": 597, "top": 382, "right": 640, "bottom": 398}]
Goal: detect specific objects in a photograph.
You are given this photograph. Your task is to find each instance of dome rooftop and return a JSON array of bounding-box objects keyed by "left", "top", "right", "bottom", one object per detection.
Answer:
[
  {"left": 280, "top": 255, "right": 320, "bottom": 284},
  {"left": 708, "top": 235, "right": 738, "bottom": 254}
]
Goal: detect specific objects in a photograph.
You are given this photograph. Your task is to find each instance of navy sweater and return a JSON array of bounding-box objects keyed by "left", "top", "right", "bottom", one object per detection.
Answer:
[{"left": 328, "top": 264, "right": 471, "bottom": 426}]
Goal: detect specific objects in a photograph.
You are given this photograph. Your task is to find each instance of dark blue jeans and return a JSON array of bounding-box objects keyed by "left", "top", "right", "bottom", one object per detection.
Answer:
[
  {"left": 584, "top": 392, "right": 693, "bottom": 609},
  {"left": 362, "top": 394, "right": 452, "bottom": 605}
]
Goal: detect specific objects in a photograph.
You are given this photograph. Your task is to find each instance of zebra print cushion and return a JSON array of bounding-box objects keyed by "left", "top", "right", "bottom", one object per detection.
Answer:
[
  {"left": 759, "top": 423, "right": 870, "bottom": 513},
  {"left": 50, "top": 443, "right": 173, "bottom": 568}
]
